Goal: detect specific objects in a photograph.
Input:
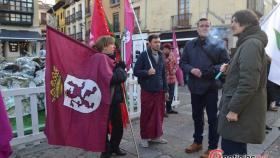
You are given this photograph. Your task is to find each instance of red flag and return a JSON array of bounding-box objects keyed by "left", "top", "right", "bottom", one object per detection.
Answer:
[
  {"left": 172, "top": 31, "right": 180, "bottom": 64},
  {"left": 45, "top": 26, "right": 114, "bottom": 152},
  {"left": 89, "top": 0, "right": 112, "bottom": 46},
  {"left": 172, "top": 31, "right": 184, "bottom": 86},
  {"left": 0, "top": 91, "right": 12, "bottom": 158},
  {"left": 124, "top": 0, "right": 134, "bottom": 69}
]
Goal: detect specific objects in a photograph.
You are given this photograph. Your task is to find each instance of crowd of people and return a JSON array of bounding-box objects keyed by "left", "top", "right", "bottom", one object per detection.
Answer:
[
  {"left": 1, "top": 9, "right": 280, "bottom": 158},
  {"left": 131, "top": 9, "right": 278, "bottom": 158}
]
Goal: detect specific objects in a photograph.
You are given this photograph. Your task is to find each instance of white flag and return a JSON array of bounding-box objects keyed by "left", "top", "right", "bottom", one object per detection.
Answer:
[{"left": 261, "top": 3, "right": 280, "bottom": 86}]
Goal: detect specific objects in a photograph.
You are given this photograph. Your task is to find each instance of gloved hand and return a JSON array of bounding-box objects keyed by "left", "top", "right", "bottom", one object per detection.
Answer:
[
  {"left": 116, "top": 61, "right": 126, "bottom": 69},
  {"left": 201, "top": 67, "right": 215, "bottom": 79}
]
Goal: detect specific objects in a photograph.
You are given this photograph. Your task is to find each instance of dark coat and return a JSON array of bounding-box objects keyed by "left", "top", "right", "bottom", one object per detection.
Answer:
[
  {"left": 180, "top": 37, "right": 229, "bottom": 94},
  {"left": 111, "top": 62, "right": 127, "bottom": 105},
  {"left": 218, "top": 26, "right": 268, "bottom": 144},
  {"left": 133, "top": 48, "right": 168, "bottom": 93}
]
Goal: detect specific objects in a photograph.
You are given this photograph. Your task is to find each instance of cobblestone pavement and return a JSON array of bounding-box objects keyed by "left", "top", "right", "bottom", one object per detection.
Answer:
[{"left": 11, "top": 86, "right": 280, "bottom": 158}]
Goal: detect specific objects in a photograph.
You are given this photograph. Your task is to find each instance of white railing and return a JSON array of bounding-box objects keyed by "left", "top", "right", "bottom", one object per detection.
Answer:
[
  {"left": 2, "top": 77, "right": 180, "bottom": 146},
  {"left": 2, "top": 86, "right": 46, "bottom": 146}
]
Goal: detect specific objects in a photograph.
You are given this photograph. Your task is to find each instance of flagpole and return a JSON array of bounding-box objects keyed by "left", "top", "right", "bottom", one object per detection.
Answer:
[
  {"left": 121, "top": 83, "right": 140, "bottom": 158},
  {"left": 123, "top": 1, "right": 140, "bottom": 158},
  {"left": 125, "top": 103, "right": 140, "bottom": 158},
  {"left": 260, "top": 2, "right": 280, "bottom": 26},
  {"left": 122, "top": 36, "right": 126, "bottom": 63},
  {"left": 128, "top": 0, "right": 153, "bottom": 69}
]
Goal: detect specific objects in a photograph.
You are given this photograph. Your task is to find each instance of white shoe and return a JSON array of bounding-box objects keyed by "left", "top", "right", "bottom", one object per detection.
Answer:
[
  {"left": 150, "top": 138, "right": 168, "bottom": 144},
  {"left": 140, "top": 139, "right": 149, "bottom": 148}
]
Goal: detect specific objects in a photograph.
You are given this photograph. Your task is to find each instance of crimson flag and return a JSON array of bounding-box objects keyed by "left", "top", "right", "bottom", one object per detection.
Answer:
[
  {"left": 89, "top": 0, "right": 112, "bottom": 46},
  {"left": 0, "top": 91, "right": 12, "bottom": 158},
  {"left": 45, "top": 26, "right": 114, "bottom": 152},
  {"left": 124, "top": 0, "right": 134, "bottom": 69}
]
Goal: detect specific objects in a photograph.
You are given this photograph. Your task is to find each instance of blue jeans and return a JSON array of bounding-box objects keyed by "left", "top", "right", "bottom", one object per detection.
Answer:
[{"left": 191, "top": 89, "right": 219, "bottom": 149}]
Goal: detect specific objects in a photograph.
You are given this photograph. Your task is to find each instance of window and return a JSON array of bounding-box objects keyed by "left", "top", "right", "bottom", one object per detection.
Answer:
[
  {"left": 57, "top": 15, "right": 59, "bottom": 25},
  {"left": 134, "top": 7, "right": 140, "bottom": 32},
  {"left": 80, "top": 23, "right": 83, "bottom": 32},
  {"left": 174, "top": 0, "right": 191, "bottom": 28},
  {"left": 22, "top": 14, "right": 32, "bottom": 22},
  {"left": 178, "top": 0, "right": 190, "bottom": 15},
  {"left": 247, "top": 0, "right": 264, "bottom": 14},
  {"left": 72, "top": 7, "right": 75, "bottom": 15},
  {"left": 113, "top": 12, "right": 120, "bottom": 32},
  {"left": 0, "top": 0, "right": 33, "bottom": 25},
  {"left": 41, "top": 12, "right": 46, "bottom": 25},
  {"left": 110, "top": 0, "right": 120, "bottom": 5},
  {"left": 134, "top": 7, "right": 140, "bottom": 19},
  {"left": 86, "top": 0, "right": 91, "bottom": 13},
  {"left": 68, "top": 27, "right": 71, "bottom": 35},
  {"left": 9, "top": 42, "right": 19, "bottom": 52},
  {"left": 10, "top": 14, "right": 20, "bottom": 22},
  {"left": 7, "top": 0, "right": 33, "bottom": 12},
  {"left": 134, "top": 7, "right": 140, "bottom": 22},
  {"left": 0, "top": 13, "right": 9, "bottom": 21},
  {"left": 0, "top": 0, "right": 9, "bottom": 4},
  {"left": 0, "top": 0, "right": 9, "bottom": 10},
  {"left": 0, "top": 13, "right": 32, "bottom": 24},
  {"left": 78, "top": 4, "right": 82, "bottom": 11},
  {"left": 73, "top": 26, "right": 76, "bottom": 34}
]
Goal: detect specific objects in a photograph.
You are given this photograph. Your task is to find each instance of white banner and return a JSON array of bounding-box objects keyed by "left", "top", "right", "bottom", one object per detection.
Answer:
[{"left": 261, "top": 3, "right": 280, "bottom": 86}]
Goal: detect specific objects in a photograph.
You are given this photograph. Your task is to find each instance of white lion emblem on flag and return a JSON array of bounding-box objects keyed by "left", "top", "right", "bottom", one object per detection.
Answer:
[{"left": 63, "top": 75, "right": 102, "bottom": 113}]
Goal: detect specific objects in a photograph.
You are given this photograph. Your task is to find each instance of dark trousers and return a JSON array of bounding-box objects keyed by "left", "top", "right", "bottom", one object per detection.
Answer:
[
  {"left": 267, "top": 80, "right": 280, "bottom": 109},
  {"left": 191, "top": 89, "right": 219, "bottom": 149},
  {"left": 221, "top": 138, "right": 247, "bottom": 156},
  {"left": 166, "top": 83, "right": 175, "bottom": 112},
  {"left": 105, "top": 103, "right": 123, "bottom": 152}
]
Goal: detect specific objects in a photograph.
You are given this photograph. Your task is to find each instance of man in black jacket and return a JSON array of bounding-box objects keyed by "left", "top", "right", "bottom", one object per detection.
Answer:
[{"left": 180, "top": 18, "right": 229, "bottom": 158}]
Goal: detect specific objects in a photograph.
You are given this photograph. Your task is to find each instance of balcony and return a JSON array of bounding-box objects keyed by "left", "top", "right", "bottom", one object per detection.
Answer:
[
  {"left": 85, "top": 7, "right": 91, "bottom": 17},
  {"left": 113, "top": 22, "right": 120, "bottom": 33},
  {"left": 70, "top": 14, "right": 76, "bottom": 23},
  {"left": 171, "top": 13, "right": 192, "bottom": 29},
  {"left": 0, "top": 3, "right": 9, "bottom": 11},
  {"left": 76, "top": 32, "right": 83, "bottom": 41},
  {"left": 76, "top": 10, "right": 82, "bottom": 20},
  {"left": 70, "top": 33, "right": 76, "bottom": 39},
  {"left": 85, "top": 29, "right": 90, "bottom": 42},
  {"left": 65, "top": 16, "right": 70, "bottom": 25},
  {"left": 133, "top": 19, "right": 141, "bottom": 33}
]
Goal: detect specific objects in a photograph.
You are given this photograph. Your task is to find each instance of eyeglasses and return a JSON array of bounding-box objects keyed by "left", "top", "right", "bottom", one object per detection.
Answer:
[{"left": 199, "top": 25, "right": 210, "bottom": 28}]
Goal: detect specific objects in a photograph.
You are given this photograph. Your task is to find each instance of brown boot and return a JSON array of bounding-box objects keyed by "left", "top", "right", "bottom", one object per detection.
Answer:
[
  {"left": 200, "top": 149, "right": 210, "bottom": 158},
  {"left": 185, "top": 142, "right": 202, "bottom": 153},
  {"left": 201, "top": 149, "right": 218, "bottom": 158}
]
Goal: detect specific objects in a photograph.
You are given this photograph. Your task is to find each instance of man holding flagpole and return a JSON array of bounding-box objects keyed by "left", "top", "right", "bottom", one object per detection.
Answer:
[{"left": 134, "top": 34, "right": 169, "bottom": 148}]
